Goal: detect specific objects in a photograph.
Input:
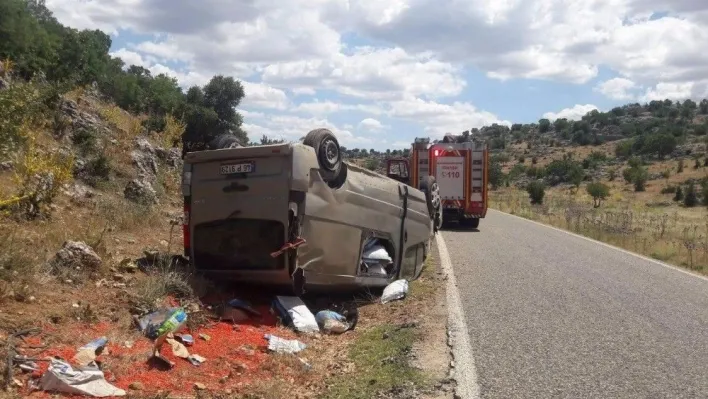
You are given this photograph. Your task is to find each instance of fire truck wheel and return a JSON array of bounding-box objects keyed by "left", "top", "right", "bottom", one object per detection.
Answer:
[
  {"left": 460, "top": 217, "right": 480, "bottom": 229},
  {"left": 303, "top": 128, "right": 344, "bottom": 187},
  {"left": 420, "top": 176, "right": 443, "bottom": 231}
]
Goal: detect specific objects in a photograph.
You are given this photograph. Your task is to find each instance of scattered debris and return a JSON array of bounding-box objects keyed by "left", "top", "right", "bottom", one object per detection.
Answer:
[
  {"left": 194, "top": 382, "right": 207, "bottom": 390},
  {"left": 199, "top": 333, "right": 211, "bottom": 342},
  {"left": 73, "top": 337, "right": 108, "bottom": 367},
  {"left": 5, "top": 327, "right": 41, "bottom": 391},
  {"left": 39, "top": 358, "right": 126, "bottom": 397},
  {"left": 177, "top": 334, "right": 194, "bottom": 346},
  {"left": 187, "top": 354, "right": 206, "bottom": 366},
  {"left": 272, "top": 296, "right": 319, "bottom": 333},
  {"left": 264, "top": 334, "right": 307, "bottom": 354},
  {"left": 381, "top": 279, "right": 409, "bottom": 304},
  {"left": 165, "top": 337, "right": 190, "bottom": 359},
  {"left": 214, "top": 298, "right": 261, "bottom": 323},
  {"left": 315, "top": 310, "right": 353, "bottom": 334}
]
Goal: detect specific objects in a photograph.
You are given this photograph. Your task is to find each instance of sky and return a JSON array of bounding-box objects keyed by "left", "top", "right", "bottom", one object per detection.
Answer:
[{"left": 45, "top": 0, "right": 708, "bottom": 150}]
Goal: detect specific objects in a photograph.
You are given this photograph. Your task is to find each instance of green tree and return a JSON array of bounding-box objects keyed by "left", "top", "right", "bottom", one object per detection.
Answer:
[
  {"left": 538, "top": 118, "right": 551, "bottom": 133},
  {"left": 526, "top": 180, "right": 545, "bottom": 205},
  {"left": 182, "top": 75, "right": 248, "bottom": 152},
  {"left": 699, "top": 99, "right": 708, "bottom": 114},
  {"left": 641, "top": 133, "right": 677, "bottom": 158},
  {"left": 586, "top": 182, "right": 610, "bottom": 208},
  {"left": 553, "top": 118, "right": 569, "bottom": 132}
]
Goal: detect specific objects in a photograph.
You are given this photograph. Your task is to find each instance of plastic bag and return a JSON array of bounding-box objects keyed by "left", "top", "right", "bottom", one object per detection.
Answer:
[
  {"left": 264, "top": 334, "right": 307, "bottom": 353},
  {"left": 272, "top": 296, "right": 319, "bottom": 333},
  {"left": 315, "top": 310, "right": 351, "bottom": 334},
  {"left": 381, "top": 279, "right": 409, "bottom": 304},
  {"left": 363, "top": 245, "right": 392, "bottom": 262},
  {"left": 39, "top": 358, "right": 126, "bottom": 397}
]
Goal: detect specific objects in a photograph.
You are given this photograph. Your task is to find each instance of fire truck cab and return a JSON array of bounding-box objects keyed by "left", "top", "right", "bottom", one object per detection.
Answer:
[{"left": 386, "top": 137, "right": 489, "bottom": 229}]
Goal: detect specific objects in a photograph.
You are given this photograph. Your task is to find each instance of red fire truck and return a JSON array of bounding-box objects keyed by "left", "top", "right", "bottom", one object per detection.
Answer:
[{"left": 386, "top": 137, "right": 489, "bottom": 229}]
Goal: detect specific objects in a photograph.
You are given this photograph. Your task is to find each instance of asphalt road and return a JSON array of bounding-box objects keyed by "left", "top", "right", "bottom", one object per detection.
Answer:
[{"left": 443, "top": 209, "right": 708, "bottom": 399}]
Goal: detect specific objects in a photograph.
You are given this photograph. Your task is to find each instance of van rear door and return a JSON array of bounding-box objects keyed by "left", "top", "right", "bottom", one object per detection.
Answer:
[{"left": 183, "top": 144, "right": 292, "bottom": 272}]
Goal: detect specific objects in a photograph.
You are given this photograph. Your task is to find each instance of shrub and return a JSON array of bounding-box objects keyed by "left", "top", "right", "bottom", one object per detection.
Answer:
[
  {"left": 531, "top": 156, "right": 538, "bottom": 165},
  {"left": 683, "top": 184, "right": 698, "bottom": 207},
  {"left": 586, "top": 182, "right": 610, "bottom": 208},
  {"left": 162, "top": 114, "right": 185, "bottom": 148},
  {"left": 661, "top": 186, "right": 676, "bottom": 194},
  {"left": 364, "top": 158, "right": 379, "bottom": 171},
  {"left": 673, "top": 186, "right": 684, "bottom": 202},
  {"left": 71, "top": 128, "right": 100, "bottom": 156},
  {"left": 526, "top": 180, "right": 546, "bottom": 205},
  {"left": 677, "top": 159, "right": 684, "bottom": 173},
  {"left": 4, "top": 135, "right": 74, "bottom": 218}
]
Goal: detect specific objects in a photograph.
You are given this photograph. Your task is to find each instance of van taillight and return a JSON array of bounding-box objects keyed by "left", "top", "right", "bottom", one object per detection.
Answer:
[{"left": 183, "top": 198, "right": 190, "bottom": 257}]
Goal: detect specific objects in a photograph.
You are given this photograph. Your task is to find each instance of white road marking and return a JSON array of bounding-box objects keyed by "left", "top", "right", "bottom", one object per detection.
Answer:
[
  {"left": 491, "top": 209, "right": 708, "bottom": 283},
  {"left": 436, "top": 233, "right": 481, "bottom": 399}
]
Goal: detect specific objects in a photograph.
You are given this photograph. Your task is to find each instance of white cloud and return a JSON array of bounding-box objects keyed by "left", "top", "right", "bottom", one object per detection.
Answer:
[
  {"left": 639, "top": 82, "right": 694, "bottom": 102},
  {"left": 543, "top": 104, "right": 598, "bottom": 121},
  {"left": 242, "top": 113, "right": 374, "bottom": 148},
  {"left": 594, "top": 77, "right": 637, "bottom": 100},
  {"left": 262, "top": 47, "right": 465, "bottom": 100},
  {"left": 386, "top": 97, "right": 511, "bottom": 137},
  {"left": 359, "top": 118, "right": 386, "bottom": 131},
  {"left": 45, "top": 0, "right": 708, "bottom": 148},
  {"left": 109, "top": 49, "right": 146, "bottom": 68},
  {"left": 241, "top": 81, "right": 290, "bottom": 110}
]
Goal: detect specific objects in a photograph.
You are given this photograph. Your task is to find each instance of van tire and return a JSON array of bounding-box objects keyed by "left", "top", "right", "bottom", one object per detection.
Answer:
[
  {"left": 303, "top": 128, "right": 343, "bottom": 186},
  {"left": 419, "top": 176, "right": 443, "bottom": 232},
  {"left": 208, "top": 134, "right": 242, "bottom": 150}
]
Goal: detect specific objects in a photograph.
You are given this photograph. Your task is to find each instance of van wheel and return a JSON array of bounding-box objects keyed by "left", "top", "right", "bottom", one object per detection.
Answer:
[
  {"left": 303, "top": 128, "right": 343, "bottom": 187},
  {"left": 419, "top": 176, "right": 443, "bottom": 232},
  {"left": 208, "top": 134, "right": 242, "bottom": 150}
]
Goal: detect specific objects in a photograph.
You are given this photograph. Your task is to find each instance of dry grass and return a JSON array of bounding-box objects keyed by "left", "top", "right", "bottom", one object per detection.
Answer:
[{"left": 491, "top": 186, "right": 708, "bottom": 273}]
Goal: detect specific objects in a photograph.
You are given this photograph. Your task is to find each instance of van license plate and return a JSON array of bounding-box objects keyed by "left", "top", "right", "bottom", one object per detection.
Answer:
[{"left": 220, "top": 162, "right": 254, "bottom": 174}]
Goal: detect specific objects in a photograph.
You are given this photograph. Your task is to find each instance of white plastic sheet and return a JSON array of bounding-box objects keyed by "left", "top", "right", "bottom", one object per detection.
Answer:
[
  {"left": 39, "top": 359, "right": 126, "bottom": 397},
  {"left": 381, "top": 279, "right": 409, "bottom": 304},
  {"left": 273, "top": 296, "right": 319, "bottom": 333},
  {"left": 264, "top": 334, "right": 307, "bottom": 353}
]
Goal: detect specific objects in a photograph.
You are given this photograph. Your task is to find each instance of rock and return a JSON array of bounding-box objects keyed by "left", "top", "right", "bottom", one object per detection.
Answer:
[
  {"left": 0, "top": 77, "right": 9, "bottom": 91},
  {"left": 129, "top": 382, "right": 144, "bottom": 391},
  {"left": 63, "top": 182, "right": 94, "bottom": 201},
  {"left": 0, "top": 161, "right": 13, "bottom": 171},
  {"left": 113, "top": 273, "right": 125, "bottom": 282},
  {"left": 131, "top": 150, "right": 158, "bottom": 180},
  {"left": 155, "top": 147, "right": 182, "bottom": 168},
  {"left": 159, "top": 240, "right": 169, "bottom": 247},
  {"left": 194, "top": 382, "right": 206, "bottom": 390},
  {"left": 124, "top": 179, "right": 158, "bottom": 205},
  {"left": 132, "top": 138, "right": 159, "bottom": 180},
  {"left": 51, "top": 241, "right": 103, "bottom": 271}
]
